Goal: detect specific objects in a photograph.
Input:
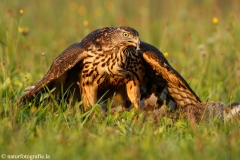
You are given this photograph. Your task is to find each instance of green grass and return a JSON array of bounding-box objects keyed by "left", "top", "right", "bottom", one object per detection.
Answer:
[{"left": 0, "top": 0, "right": 240, "bottom": 159}]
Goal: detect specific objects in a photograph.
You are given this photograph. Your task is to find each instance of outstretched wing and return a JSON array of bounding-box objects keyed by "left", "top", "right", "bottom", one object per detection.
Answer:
[
  {"left": 20, "top": 42, "right": 87, "bottom": 102},
  {"left": 140, "top": 41, "right": 201, "bottom": 108}
]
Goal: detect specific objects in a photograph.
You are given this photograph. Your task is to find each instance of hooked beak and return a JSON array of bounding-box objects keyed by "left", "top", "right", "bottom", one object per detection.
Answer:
[{"left": 130, "top": 37, "right": 140, "bottom": 50}]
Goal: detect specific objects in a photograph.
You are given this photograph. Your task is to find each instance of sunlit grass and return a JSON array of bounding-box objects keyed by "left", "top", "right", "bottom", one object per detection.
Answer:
[{"left": 0, "top": 0, "right": 240, "bottom": 159}]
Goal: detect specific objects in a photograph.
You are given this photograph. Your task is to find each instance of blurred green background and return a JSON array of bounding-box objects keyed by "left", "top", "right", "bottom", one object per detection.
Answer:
[
  {"left": 1, "top": 0, "right": 239, "bottom": 102},
  {"left": 0, "top": 1, "right": 240, "bottom": 159}
]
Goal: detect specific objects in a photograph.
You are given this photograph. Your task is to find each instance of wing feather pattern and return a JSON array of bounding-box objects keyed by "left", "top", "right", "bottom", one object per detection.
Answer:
[
  {"left": 140, "top": 41, "right": 201, "bottom": 107},
  {"left": 20, "top": 42, "right": 87, "bottom": 102}
]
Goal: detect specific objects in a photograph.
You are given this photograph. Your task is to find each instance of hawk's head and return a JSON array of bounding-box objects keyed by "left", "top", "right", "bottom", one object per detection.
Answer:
[
  {"left": 112, "top": 26, "right": 140, "bottom": 50},
  {"left": 82, "top": 26, "right": 140, "bottom": 51}
]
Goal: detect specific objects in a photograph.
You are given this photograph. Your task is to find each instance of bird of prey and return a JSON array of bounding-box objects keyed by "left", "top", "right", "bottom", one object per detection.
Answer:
[{"left": 19, "top": 26, "right": 201, "bottom": 111}]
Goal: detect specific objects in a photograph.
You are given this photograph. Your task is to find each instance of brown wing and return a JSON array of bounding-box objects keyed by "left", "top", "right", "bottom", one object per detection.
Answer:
[
  {"left": 20, "top": 42, "right": 87, "bottom": 102},
  {"left": 140, "top": 41, "right": 201, "bottom": 107}
]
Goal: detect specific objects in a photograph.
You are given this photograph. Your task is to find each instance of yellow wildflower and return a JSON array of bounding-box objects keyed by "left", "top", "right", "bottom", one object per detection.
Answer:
[
  {"left": 19, "top": 9, "right": 24, "bottom": 14},
  {"left": 18, "top": 27, "right": 29, "bottom": 36},
  {"left": 83, "top": 20, "right": 88, "bottom": 26},
  {"left": 212, "top": 17, "right": 218, "bottom": 24},
  {"left": 163, "top": 52, "right": 168, "bottom": 57}
]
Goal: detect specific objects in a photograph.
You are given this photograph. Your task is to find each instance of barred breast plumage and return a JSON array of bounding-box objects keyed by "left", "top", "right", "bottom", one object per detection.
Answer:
[{"left": 81, "top": 44, "right": 145, "bottom": 110}]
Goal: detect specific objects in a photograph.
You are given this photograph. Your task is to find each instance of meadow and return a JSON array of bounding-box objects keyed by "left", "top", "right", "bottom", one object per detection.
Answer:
[{"left": 0, "top": 0, "right": 240, "bottom": 159}]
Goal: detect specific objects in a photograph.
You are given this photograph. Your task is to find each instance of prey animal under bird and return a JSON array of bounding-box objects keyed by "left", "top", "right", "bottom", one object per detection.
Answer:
[{"left": 19, "top": 26, "right": 201, "bottom": 111}]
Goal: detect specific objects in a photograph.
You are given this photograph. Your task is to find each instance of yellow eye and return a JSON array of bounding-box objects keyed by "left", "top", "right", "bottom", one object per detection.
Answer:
[{"left": 123, "top": 32, "right": 129, "bottom": 37}]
